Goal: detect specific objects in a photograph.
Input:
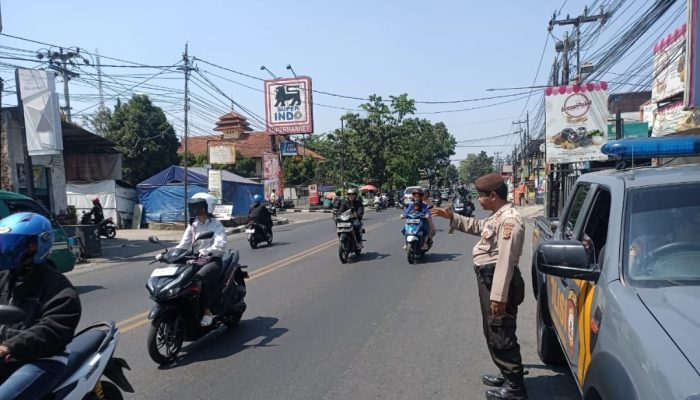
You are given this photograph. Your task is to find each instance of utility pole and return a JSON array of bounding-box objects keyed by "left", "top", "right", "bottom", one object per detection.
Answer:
[
  {"left": 96, "top": 49, "right": 104, "bottom": 110},
  {"left": 340, "top": 117, "right": 345, "bottom": 189},
  {"left": 180, "top": 44, "right": 195, "bottom": 222},
  {"left": 548, "top": 6, "right": 609, "bottom": 82},
  {"left": 38, "top": 47, "right": 88, "bottom": 123}
]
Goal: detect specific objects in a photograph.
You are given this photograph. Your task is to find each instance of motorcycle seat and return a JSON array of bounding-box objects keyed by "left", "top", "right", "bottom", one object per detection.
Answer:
[
  {"left": 219, "top": 249, "right": 239, "bottom": 279},
  {"left": 62, "top": 329, "right": 108, "bottom": 378}
]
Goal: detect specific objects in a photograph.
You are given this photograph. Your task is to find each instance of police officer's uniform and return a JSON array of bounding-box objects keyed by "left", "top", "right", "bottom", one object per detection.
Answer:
[{"left": 449, "top": 173, "right": 527, "bottom": 399}]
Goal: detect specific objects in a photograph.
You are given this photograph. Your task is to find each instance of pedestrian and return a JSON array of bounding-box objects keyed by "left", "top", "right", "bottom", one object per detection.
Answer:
[{"left": 432, "top": 172, "right": 527, "bottom": 400}]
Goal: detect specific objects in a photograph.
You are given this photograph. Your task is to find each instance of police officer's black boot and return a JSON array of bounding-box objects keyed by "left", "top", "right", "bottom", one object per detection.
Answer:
[
  {"left": 484, "top": 376, "right": 527, "bottom": 400},
  {"left": 481, "top": 373, "right": 505, "bottom": 387}
]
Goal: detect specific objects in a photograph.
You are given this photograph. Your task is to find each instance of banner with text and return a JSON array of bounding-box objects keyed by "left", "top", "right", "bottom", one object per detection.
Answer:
[
  {"left": 264, "top": 76, "right": 313, "bottom": 135},
  {"left": 545, "top": 82, "right": 609, "bottom": 164},
  {"left": 653, "top": 24, "right": 686, "bottom": 103}
]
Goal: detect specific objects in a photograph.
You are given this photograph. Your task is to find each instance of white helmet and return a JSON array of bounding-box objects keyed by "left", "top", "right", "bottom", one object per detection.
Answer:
[{"left": 189, "top": 192, "right": 217, "bottom": 215}]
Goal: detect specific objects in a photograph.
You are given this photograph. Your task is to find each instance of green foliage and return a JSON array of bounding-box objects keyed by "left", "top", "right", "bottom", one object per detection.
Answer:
[
  {"left": 83, "top": 106, "right": 112, "bottom": 136},
  {"left": 304, "top": 94, "right": 456, "bottom": 190},
  {"left": 179, "top": 150, "right": 257, "bottom": 178},
  {"left": 105, "top": 95, "right": 180, "bottom": 185},
  {"left": 458, "top": 151, "right": 494, "bottom": 185},
  {"left": 282, "top": 155, "right": 316, "bottom": 185}
]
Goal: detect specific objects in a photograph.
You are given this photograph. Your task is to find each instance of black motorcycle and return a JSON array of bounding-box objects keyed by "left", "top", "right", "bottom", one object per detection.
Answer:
[
  {"left": 336, "top": 210, "right": 362, "bottom": 263},
  {"left": 245, "top": 221, "right": 273, "bottom": 249},
  {"left": 146, "top": 232, "right": 248, "bottom": 365},
  {"left": 451, "top": 197, "right": 474, "bottom": 217},
  {"left": 81, "top": 212, "right": 117, "bottom": 239}
]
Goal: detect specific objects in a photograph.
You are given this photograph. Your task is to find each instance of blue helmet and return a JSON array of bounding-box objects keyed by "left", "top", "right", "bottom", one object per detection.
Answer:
[
  {"left": 253, "top": 194, "right": 264, "bottom": 203},
  {"left": 0, "top": 212, "right": 54, "bottom": 270}
]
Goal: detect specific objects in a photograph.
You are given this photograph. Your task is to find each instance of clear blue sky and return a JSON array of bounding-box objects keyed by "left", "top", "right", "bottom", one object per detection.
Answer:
[{"left": 0, "top": 0, "right": 686, "bottom": 163}]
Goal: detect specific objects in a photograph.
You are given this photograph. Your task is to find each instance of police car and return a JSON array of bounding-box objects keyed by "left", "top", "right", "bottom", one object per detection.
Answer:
[{"left": 532, "top": 136, "right": 700, "bottom": 400}]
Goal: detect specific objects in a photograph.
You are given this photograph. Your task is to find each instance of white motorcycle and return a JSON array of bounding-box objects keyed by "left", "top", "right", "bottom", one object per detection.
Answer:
[{"left": 0, "top": 305, "right": 134, "bottom": 399}]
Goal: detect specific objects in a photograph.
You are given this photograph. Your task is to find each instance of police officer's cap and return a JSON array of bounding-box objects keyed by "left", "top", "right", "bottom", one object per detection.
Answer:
[{"left": 474, "top": 173, "right": 506, "bottom": 193}]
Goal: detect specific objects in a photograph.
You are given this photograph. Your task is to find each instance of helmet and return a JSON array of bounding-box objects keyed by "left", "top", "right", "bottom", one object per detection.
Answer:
[
  {"left": 188, "top": 192, "right": 217, "bottom": 216},
  {"left": 253, "top": 194, "right": 264, "bottom": 203},
  {"left": 411, "top": 188, "right": 424, "bottom": 196},
  {"left": 92, "top": 197, "right": 100, "bottom": 204},
  {"left": 347, "top": 188, "right": 358, "bottom": 195},
  {"left": 0, "top": 212, "right": 54, "bottom": 270}
]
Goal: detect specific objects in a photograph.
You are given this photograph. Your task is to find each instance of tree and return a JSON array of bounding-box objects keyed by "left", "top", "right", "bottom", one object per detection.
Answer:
[
  {"left": 282, "top": 155, "right": 316, "bottom": 185},
  {"left": 458, "top": 151, "right": 494, "bottom": 184},
  {"left": 106, "top": 95, "right": 180, "bottom": 185},
  {"left": 83, "top": 106, "right": 112, "bottom": 136},
  {"left": 436, "top": 164, "right": 459, "bottom": 188}
]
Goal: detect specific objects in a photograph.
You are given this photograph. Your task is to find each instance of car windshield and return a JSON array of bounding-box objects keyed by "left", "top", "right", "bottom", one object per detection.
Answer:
[
  {"left": 624, "top": 183, "right": 700, "bottom": 286},
  {"left": 404, "top": 187, "right": 420, "bottom": 195}
]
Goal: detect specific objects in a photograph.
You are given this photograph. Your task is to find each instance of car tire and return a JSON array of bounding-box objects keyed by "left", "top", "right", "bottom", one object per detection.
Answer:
[{"left": 537, "top": 294, "right": 565, "bottom": 365}]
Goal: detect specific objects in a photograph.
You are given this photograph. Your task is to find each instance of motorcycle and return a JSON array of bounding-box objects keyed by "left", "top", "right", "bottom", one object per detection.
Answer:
[
  {"left": 245, "top": 221, "right": 273, "bottom": 249},
  {"left": 336, "top": 210, "right": 362, "bottom": 263},
  {"left": 0, "top": 306, "right": 133, "bottom": 399},
  {"left": 81, "top": 212, "right": 117, "bottom": 239},
  {"left": 451, "top": 197, "right": 474, "bottom": 217},
  {"left": 146, "top": 232, "right": 248, "bottom": 365},
  {"left": 373, "top": 198, "right": 387, "bottom": 212},
  {"left": 403, "top": 207, "right": 432, "bottom": 264}
]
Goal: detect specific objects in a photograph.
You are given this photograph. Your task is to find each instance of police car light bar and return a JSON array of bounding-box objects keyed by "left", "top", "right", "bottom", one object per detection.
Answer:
[{"left": 601, "top": 136, "right": 700, "bottom": 158}]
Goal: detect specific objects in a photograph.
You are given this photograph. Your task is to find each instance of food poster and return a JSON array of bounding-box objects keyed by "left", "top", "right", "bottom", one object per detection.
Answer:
[
  {"left": 545, "top": 82, "right": 610, "bottom": 164},
  {"left": 652, "top": 24, "right": 686, "bottom": 103},
  {"left": 651, "top": 100, "right": 700, "bottom": 136}
]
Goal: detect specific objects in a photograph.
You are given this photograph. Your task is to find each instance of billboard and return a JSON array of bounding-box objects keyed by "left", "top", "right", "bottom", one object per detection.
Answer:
[
  {"left": 208, "top": 169, "right": 222, "bottom": 200},
  {"left": 544, "top": 82, "right": 609, "bottom": 164},
  {"left": 208, "top": 142, "right": 236, "bottom": 164},
  {"left": 15, "top": 68, "right": 63, "bottom": 156},
  {"left": 263, "top": 151, "right": 283, "bottom": 197},
  {"left": 264, "top": 76, "right": 313, "bottom": 135},
  {"left": 651, "top": 100, "right": 700, "bottom": 136},
  {"left": 687, "top": 1, "right": 700, "bottom": 108},
  {"left": 653, "top": 24, "right": 686, "bottom": 103}
]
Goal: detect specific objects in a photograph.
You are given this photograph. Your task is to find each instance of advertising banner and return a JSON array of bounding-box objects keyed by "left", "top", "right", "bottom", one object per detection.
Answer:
[
  {"left": 15, "top": 68, "right": 63, "bottom": 156},
  {"left": 263, "top": 151, "right": 283, "bottom": 196},
  {"left": 653, "top": 24, "right": 687, "bottom": 103},
  {"left": 264, "top": 76, "right": 313, "bottom": 135},
  {"left": 686, "top": 0, "right": 700, "bottom": 108},
  {"left": 651, "top": 100, "right": 700, "bottom": 136},
  {"left": 208, "top": 142, "right": 236, "bottom": 164},
  {"left": 280, "top": 141, "right": 298, "bottom": 156},
  {"left": 208, "top": 169, "right": 223, "bottom": 200},
  {"left": 545, "top": 82, "right": 609, "bottom": 164}
]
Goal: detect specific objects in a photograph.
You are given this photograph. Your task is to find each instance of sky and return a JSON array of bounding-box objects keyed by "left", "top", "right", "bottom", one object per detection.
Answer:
[{"left": 0, "top": 0, "right": 688, "bottom": 164}]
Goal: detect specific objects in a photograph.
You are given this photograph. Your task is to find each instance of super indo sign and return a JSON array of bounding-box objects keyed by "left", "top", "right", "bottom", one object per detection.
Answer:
[{"left": 264, "top": 76, "right": 314, "bottom": 135}]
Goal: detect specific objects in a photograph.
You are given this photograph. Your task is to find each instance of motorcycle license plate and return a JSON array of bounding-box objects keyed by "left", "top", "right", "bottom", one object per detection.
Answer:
[
  {"left": 336, "top": 222, "right": 352, "bottom": 228},
  {"left": 151, "top": 266, "right": 178, "bottom": 277},
  {"left": 406, "top": 219, "right": 421, "bottom": 224},
  {"left": 245, "top": 229, "right": 255, "bottom": 234}
]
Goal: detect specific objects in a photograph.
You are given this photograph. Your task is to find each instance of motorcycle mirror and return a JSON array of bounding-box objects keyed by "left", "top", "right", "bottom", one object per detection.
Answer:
[
  {"left": 148, "top": 236, "right": 160, "bottom": 244},
  {"left": 0, "top": 305, "right": 27, "bottom": 324},
  {"left": 195, "top": 231, "right": 214, "bottom": 242}
]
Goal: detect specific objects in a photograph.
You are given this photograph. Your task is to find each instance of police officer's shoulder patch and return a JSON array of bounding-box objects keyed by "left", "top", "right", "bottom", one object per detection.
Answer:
[{"left": 501, "top": 222, "right": 515, "bottom": 240}]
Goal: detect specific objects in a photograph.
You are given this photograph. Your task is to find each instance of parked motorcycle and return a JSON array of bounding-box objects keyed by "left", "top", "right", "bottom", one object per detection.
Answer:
[
  {"left": 81, "top": 212, "right": 117, "bottom": 239},
  {"left": 146, "top": 233, "right": 248, "bottom": 365},
  {"left": 245, "top": 221, "right": 272, "bottom": 249},
  {"left": 403, "top": 208, "right": 432, "bottom": 264},
  {"left": 336, "top": 210, "right": 362, "bottom": 263},
  {"left": 0, "top": 305, "right": 133, "bottom": 399}
]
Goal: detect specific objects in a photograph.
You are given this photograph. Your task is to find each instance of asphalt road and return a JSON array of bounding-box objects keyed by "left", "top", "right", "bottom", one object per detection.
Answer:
[{"left": 68, "top": 209, "right": 580, "bottom": 400}]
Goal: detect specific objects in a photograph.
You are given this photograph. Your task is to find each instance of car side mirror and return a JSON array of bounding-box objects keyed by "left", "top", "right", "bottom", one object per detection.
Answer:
[
  {"left": 550, "top": 220, "right": 560, "bottom": 232},
  {"left": 195, "top": 231, "right": 214, "bottom": 242},
  {"left": 148, "top": 236, "right": 160, "bottom": 244},
  {"left": 536, "top": 240, "right": 600, "bottom": 282},
  {"left": 0, "top": 305, "right": 27, "bottom": 324}
]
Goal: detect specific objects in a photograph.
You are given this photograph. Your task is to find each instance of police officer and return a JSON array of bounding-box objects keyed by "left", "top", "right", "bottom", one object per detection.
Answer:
[{"left": 432, "top": 173, "right": 527, "bottom": 400}]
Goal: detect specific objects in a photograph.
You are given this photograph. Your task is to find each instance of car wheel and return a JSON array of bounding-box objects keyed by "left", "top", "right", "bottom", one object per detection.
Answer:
[{"left": 537, "top": 295, "right": 565, "bottom": 365}]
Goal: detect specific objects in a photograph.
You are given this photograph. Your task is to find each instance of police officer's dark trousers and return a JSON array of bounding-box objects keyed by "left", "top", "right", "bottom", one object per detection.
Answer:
[{"left": 475, "top": 264, "right": 526, "bottom": 386}]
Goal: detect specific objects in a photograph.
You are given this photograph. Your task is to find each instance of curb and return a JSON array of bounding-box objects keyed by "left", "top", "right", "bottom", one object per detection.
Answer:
[{"left": 277, "top": 209, "right": 334, "bottom": 214}]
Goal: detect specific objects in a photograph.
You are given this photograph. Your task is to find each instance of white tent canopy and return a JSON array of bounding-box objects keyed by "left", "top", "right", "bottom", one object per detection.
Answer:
[{"left": 66, "top": 180, "right": 137, "bottom": 227}]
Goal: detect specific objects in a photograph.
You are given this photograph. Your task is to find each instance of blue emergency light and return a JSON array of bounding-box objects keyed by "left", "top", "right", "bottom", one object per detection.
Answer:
[{"left": 601, "top": 136, "right": 700, "bottom": 158}]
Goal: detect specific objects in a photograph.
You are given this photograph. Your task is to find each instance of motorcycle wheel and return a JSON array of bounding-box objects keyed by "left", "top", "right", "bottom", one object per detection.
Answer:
[
  {"left": 267, "top": 230, "right": 273, "bottom": 245},
  {"left": 407, "top": 243, "right": 416, "bottom": 264},
  {"left": 224, "top": 311, "right": 244, "bottom": 328},
  {"left": 104, "top": 226, "right": 116, "bottom": 239},
  {"left": 86, "top": 380, "right": 124, "bottom": 400},
  {"left": 249, "top": 238, "right": 259, "bottom": 249},
  {"left": 147, "top": 313, "right": 183, "bottom": 365},
  {"left": 338, "top": 244, "right": 349, "bottom": 264}
]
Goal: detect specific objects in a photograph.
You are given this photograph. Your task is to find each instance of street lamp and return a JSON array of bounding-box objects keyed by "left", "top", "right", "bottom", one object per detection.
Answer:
[
  {"left": 260, "top": 65, "right": 277, "bottom": 79},
  {"left": 286, "top": 64, "right": 297, "bottom": 77}
]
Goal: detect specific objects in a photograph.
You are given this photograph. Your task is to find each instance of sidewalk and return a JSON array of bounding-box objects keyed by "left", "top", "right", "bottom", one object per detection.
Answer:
[{"left": 516, "top": 203, "right": 545, "bottom": 221}]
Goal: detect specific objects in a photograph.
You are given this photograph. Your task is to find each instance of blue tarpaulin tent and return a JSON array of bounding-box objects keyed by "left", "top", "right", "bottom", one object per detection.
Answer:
[{"left": 136, "top": 166, "right": 262, "bottom": 223}]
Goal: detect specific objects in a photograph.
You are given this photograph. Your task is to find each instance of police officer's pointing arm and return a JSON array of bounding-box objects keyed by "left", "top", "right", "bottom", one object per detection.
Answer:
[
  {"left": 490, "top": 217, "right": 525, "bottom": 303},
  {"left": 450, "top": 213, "right": 486, "bottom": 236}
]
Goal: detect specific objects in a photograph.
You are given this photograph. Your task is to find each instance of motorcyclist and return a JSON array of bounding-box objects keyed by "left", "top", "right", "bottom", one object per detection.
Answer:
[
  {"left": 169, "top": 193, "right": 227, "bottom": 327},
  {"left": 87, "top": 197, "right": 104, "bottom": 224},
  {"left": 332, "top": 190, "right": 343, "bottom": 215},
  {"left": 337, "top": 188, "right": 364, "bottom": 248},
  {"left": 465, "top": 195, "right": 476, "bottom": 217},
  {"left": 403, "top": 188, "right": 435, "bottom": 248},
  {"left": 268, "top": 190, "right": 278, "bottom": 217},
  {"left": 248, "top": 194, "right": 273, "bottom": 239},
  {"left": 0, "top": 212, "right": 82, "bottom": 399}
]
